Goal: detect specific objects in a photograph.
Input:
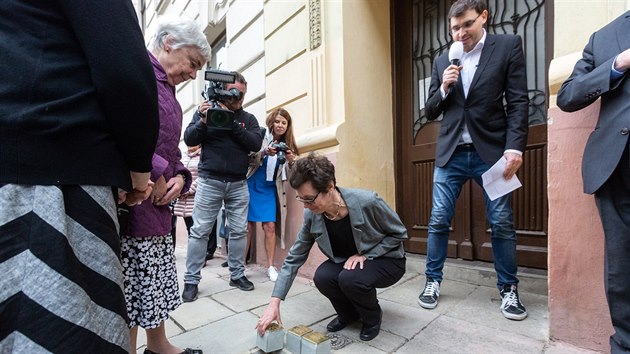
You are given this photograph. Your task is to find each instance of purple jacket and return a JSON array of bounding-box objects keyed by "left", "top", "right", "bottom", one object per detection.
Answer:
[{"left": 126, "top": 51, "right": 192, "bottom": 237}]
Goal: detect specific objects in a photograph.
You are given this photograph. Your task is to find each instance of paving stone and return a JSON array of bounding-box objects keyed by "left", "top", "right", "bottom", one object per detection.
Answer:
[
  {"left": 397, "top": 315, "right": 544, "bottom": 353},
  {"left": 543, "top": 340, "right": 603, "bottom": 354},
  {"left": 379, "top": 298, "right": 439, "bottom": 340},
  {"left": 309, "top": 316, "right": 407, "bottom": 353},
  {"left": 213, "top": 278, "right": 278, "bottom": 312},
  {"left": 445, "top": 285, "right": 549, "bottom": 341},
  {"left": 379, "top": 275, "right": 478, "bottom": 315},
  {"left": 252, "top": 289, "right": 336, "bottom": 329},
  {"left": 169, "top": 312, "right": 260, "bottom": 353},
  {"left": 170, "top": 297, "right": 235, "bottom": 331},
  {"left": 150, "top": 247, "right": 578, "bottom": 354}
]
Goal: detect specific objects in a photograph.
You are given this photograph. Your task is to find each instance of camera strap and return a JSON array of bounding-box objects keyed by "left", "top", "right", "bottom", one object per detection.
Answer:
[{"left": 266, "top": 155, "right": 278, "bottom": 181}]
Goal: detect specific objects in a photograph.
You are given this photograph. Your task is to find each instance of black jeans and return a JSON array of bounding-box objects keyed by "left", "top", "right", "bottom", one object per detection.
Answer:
[
  {"left": 313, "top": 257, "right": 406, "bottom": 326},
  {"left": 172, "top": 216, "right": 217, "bottom": 255}
]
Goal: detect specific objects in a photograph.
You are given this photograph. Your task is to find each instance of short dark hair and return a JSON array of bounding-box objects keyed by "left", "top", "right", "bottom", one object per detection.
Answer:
[
  {"left": 232, "top": 71, "right": 247, "bottom": 86},
  {"left": 289, "top": 152, "right": 336, "bottom": 192},
  {"left": 448, "top": 0, "right": 487, "bottom": 19}
]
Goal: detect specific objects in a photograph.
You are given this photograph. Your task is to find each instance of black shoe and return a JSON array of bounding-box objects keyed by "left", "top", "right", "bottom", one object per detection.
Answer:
[
  {"left": 181, "top": 283, "right": 198, "bottom": 302},
  {"left": 499, "top": 284, "right": 528, "bottom": 320},
  {"left": 221, "top": 261, "right": 228, "bottom": 268},
  {"left": 205, "top": 252, "right": 214, "bottom": 260},
  {"left": 326, "top": 316, "right": 351, "bottom": 332},
  {"left": 359, "top": 310, "right": 382, "bottom": 341},
  {"left": 229, "top": 276, "right": 254, "bottom": 291},
  {"left": 418, "top": 277, "right": 440, "bottom": 309}
]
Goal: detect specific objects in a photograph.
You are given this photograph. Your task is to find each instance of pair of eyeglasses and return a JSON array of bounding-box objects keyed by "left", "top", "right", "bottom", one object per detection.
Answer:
[
  {"left": 295, "top": 191, "right": 320, "bottom": 204},
  {"left": 450, "top": 13, "right": 482, "bottom": 34}
]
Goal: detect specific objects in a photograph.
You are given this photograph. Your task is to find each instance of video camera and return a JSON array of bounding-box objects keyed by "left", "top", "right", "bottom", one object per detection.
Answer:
[{"left": 201, "top": 68, "right": 243, "bottom": 130}]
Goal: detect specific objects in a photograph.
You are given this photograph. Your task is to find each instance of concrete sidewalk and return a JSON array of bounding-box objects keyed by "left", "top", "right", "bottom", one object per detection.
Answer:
[{"left": 136, "top": 246, "right": 600, "bottom": 354}]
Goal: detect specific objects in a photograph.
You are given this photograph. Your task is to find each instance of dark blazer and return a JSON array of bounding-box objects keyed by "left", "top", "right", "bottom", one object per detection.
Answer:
[
  {"left": 425, "top": 33, "right": 529, "bottom": 167},
  {"left": 557, "top": 11, "right": 630, "bottom": 195},
  {"left": 0, "top": 0, "right": 159, "bottom": 190},
  {"left": 271, "top": 187, "right": 408, "bottom": 300}
]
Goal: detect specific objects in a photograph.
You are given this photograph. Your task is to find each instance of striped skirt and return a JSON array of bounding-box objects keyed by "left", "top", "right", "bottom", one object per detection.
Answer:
[{"left": 0, "top": 184, "right": 129, "bottom": 353}]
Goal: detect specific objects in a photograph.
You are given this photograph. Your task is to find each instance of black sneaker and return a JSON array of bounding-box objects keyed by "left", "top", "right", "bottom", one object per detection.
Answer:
[
  {"left": 221, "top": 261, "right": 228, "bottom": 268},
  {"left": 418, "top": 277, "right": 440, "bottom": 309},
  {"left": 499, "top": 284, "right": 528, "bottom": 320},
  {"left": 182, "top": 283, "right": 198, "bottom": 302},
  {"left": 229, "top": 276, "right": 254, "bottom": 291}
]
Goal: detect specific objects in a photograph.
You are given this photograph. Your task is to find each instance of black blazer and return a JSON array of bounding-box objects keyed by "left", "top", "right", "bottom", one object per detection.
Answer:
[
  {"left": 425, "top": 34, "right": 529, "bottom": 167},
  {"left": 557, "top": 11, "right": 630, "bottom": 195}
]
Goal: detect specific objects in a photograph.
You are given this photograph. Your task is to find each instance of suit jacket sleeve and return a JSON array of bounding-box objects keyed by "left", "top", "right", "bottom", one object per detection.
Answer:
[
  {"left": 503, "top": 36, "right": 529, "bottom": 152},
  {"left": 60, "top": 0, "right": 159, "bottom": 173},
  {"left": 271, "top": 214, "right": 316, "bottom": 300},
  {"left": 425, "top": 56, "right": 448, "bottom": 121},
  {"left": 557, "top": 32, "right": 621, "bottom": 112}
]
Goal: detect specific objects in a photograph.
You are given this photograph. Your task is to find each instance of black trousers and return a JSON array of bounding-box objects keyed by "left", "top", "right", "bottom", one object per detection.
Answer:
[
  {"left": 172, "top": 216, "right": 217, "bottom": 255},
  {"left": 595, "top": 141, "right": 630, "bottom": 353},
  {"left": 313, "top": 257, "right": 405, "bottom": 326},
  {"left": 184, "top": 216, "right": 217, "bottom": 255}
]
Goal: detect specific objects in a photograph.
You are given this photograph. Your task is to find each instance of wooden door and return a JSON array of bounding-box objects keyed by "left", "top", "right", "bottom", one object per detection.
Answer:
[{"left": 392, "top": 0, "right": 550, "bottom": 269}]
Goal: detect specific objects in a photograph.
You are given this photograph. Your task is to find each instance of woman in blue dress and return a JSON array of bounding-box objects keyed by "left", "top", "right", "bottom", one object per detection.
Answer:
[{"left": 246, "top": 108, "right": 300, "bottom": 281}]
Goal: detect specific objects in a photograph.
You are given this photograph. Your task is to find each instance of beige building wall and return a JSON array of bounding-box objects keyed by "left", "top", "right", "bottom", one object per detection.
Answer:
[
  {"left": 262, "top": 0, "right": 395, "bottom": 278},
  {"left": 548, "top": 1, "right": 629, "bottom": 351},
  {"left": 263, "top": 0, "right": 394, "bottom": 199}
]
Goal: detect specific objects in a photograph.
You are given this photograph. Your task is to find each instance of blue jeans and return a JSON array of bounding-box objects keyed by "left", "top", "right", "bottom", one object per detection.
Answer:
[
  {"left": 425, "top": 147, "right": 518, "bottom": 288},
  {"left": 184, "top": 177, "right": 249, "bottom": 284}
]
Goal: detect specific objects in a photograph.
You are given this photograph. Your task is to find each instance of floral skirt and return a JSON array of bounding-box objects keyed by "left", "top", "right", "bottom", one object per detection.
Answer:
[{"left": 121, "top": 234, "right": 181, "bottom": 328}]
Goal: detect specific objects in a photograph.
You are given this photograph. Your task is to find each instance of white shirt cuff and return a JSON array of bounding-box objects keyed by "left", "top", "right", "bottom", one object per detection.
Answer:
[{"left": 504, "top": 149, "right": 523, "bottom": 156}]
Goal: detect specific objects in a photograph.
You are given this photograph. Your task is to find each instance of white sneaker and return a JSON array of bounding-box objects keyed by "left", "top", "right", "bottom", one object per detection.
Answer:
[
  {"left": 267, "top": 266, "right": 278, "bottom": 282},
  {"left": 418, "top": 278, "right": 440, "bottom": 309}
]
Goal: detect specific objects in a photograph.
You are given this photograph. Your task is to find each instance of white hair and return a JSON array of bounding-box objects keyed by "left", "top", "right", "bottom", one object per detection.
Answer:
[{"left": 148, "top": 17, "right": 211, "bottom": 61}]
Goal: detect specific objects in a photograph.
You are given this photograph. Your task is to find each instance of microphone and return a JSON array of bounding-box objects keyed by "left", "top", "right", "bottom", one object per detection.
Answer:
[
  {"left": 447, "top": 41, "right": 464, "bottom": 92},
  {"left": 448, "top": 41, "right": 464, "bottom": 66}
]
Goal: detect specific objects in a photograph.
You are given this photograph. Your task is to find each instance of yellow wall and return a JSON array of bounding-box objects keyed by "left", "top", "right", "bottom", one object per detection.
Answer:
[
  {"left": 262, "top": 0, "right": 396, "bottom": 276},
  {"left": 263, "top": 0, "right": 395, "bottom": 202},
  {"left": 336, "top": 0, "right": 395, "bottom": 203},
  {"left": 554, "top": 0, "right": 627, "bottom": 59}
]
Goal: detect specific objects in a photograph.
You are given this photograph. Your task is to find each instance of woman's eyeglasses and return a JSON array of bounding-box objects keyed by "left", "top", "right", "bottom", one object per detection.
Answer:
[{"left": 295, "top": 191, "right": 320, "bottom": 204}]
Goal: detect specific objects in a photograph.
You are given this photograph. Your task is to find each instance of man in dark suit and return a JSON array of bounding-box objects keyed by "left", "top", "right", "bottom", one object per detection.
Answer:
[
  {"left": 417, "top": 0, "right": 529, "bottom": 321},
  {"left": 557, "top": 11, "right": 630, "bottom": 353}
]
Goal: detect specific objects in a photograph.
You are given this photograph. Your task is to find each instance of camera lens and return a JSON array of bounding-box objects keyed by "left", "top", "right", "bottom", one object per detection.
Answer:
[
  {"left": 277, "top": 151, "right": 287, "bottom": 164},
  {"left": 209, "top": 109, "right": 232, "bottom": 128}
]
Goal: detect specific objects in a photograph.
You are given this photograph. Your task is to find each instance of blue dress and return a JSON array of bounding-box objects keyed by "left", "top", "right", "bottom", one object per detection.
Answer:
[{"left": 247, "top": 155, "right": 278, "bottom": 222}]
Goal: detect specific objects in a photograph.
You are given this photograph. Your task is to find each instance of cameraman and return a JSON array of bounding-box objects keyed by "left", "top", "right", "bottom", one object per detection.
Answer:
[{"left": 182, "top": 72, "right": 264, "bottom": 301}]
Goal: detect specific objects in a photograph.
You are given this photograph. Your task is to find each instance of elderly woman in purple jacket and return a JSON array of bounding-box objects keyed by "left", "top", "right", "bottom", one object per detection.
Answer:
[{"left": 121, "top": 18, "right": 210, "bottom": 354}]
